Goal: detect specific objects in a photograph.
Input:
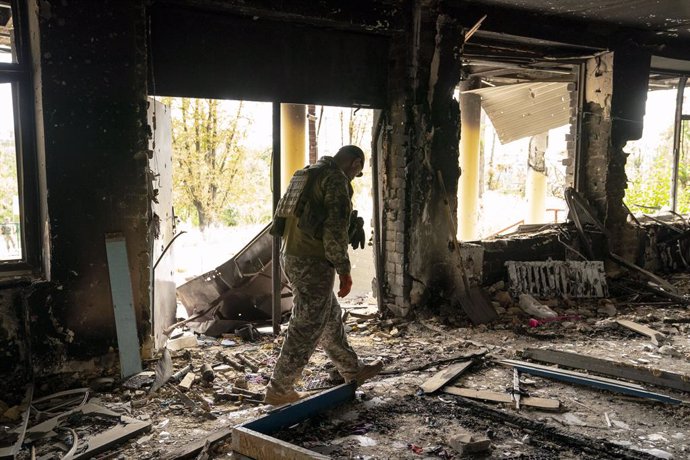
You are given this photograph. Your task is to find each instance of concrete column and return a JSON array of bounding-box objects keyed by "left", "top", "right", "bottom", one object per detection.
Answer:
[
  {"left": 280, "top": 103, "right": 306, "bottom": 193},
  {"left": 459, "top": 80, "right": 481, "bottom": 240},
  {"left": 525, "top": 132, "right": 548, "bottom": 224}
]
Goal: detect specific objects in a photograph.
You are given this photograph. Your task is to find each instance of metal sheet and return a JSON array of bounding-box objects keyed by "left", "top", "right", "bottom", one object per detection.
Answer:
[
  {"left": 176, "top": 225, "right": 293, "bottom": 336},
  {"left": 105, "top": 234, "right": 143, "bottom": 378},
  {"left": 148, "top": 98, "right": 177, "bottom": 350},
  {"left": 464, "top": 82, "right": 573, "bottom": 144}
]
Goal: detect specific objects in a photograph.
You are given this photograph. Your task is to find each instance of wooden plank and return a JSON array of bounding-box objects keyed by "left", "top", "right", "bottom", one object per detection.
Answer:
[
  {"left": 501, "top": 359, "right": 683, "bottom": 404},
  {"left": 162, "top": 428, "right": 232, "bottom": 460},
  {"left": 615, "top": 319, "right": 666, "bottom": 345},
  {"left": 232, "top": 427, "right": 329, "bottom": 460},
  {"left": 421, "top": 360, "right": 474, "bottom": 393},
  {"left": 523, "top": 348, "right": 690, "bottom": 393},
  {"left": 502, "top": 360, "right": 646, "bottom": 389},
  {"left": 105, "top": 234, "right": 143, "bottom": 378},
  {"left": 443, "top": 386, "right": 561, "bottom": 410}
]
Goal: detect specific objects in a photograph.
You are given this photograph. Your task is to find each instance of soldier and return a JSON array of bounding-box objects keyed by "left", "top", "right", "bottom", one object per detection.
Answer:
[{"left": 264, "top": 145, "right": 382, "bottom": 405}]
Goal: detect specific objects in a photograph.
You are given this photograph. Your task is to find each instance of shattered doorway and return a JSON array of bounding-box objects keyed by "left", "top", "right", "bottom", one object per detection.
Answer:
[
  {"left": 148, "top": 98, "right": 376, "bottom": 345},
  {"left": 150, "top": 97, "right": 277, "bottom": 343}
]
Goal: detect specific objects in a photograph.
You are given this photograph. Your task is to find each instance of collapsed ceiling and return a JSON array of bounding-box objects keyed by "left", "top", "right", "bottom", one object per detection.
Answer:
[
  {"left": 464, "top": 82, "right": 573, "bottom": 144},
  {"left": 465, "top": 0, "right": 690, "bottom": 42}
]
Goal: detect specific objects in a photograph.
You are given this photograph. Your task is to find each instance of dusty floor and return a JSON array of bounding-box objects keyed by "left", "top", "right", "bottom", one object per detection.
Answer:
[{"left": 6, "top": 273, "right": 690, "bottom": 459}]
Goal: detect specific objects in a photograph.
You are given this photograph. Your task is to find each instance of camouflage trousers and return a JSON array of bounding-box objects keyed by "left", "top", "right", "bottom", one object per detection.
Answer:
[{"left": 269, "top": 254, "right": 359, "bottom": 392}]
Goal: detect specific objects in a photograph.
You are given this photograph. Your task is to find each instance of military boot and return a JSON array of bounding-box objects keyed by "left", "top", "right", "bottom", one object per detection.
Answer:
[
  {"left": 344, "top": 360, "right": 383, "bottom": 386},
  {"left": 263, "top": 384, "right": 309, "bottom": 406}
]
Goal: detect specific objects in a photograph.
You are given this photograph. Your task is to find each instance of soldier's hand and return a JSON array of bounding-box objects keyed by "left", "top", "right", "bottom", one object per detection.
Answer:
[
  {"left": 338, "top": 274, "right": 353, "bottom": 297},
  {"left": 349, "top": 216, "right": 365, "bottom": 250}
]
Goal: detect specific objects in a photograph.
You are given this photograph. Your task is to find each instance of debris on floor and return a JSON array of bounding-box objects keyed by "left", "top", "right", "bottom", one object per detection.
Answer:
[{"left": 3, "top": 269, "right": 689, "bottom": 459}]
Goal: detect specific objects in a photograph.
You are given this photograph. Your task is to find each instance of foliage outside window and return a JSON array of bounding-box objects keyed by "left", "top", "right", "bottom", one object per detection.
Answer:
[
  {"left": 0, "top": 1, "right": 28, "bottom": 264},
  {"left": 625, "top": 80, "right": 690, "bottom": 214}
]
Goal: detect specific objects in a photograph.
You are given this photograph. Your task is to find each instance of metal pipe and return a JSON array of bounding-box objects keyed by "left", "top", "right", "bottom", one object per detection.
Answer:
[
  {"left": 670, "top": 76, "right": 687, "bottom": 212},
  {"left": 272, "top": 102, "right": 282, "bottom": 335}
]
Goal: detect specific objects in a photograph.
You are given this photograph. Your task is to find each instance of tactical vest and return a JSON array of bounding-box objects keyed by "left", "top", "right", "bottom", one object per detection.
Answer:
[{"left": 270, "top": 161, "right": 335, "bottom": 239}]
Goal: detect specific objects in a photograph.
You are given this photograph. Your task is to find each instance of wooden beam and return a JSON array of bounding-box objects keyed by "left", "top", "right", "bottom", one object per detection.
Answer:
[
  {"left": 232, "top": 427, "right": 328, "bottom": 460},
  {"left": 421, "top": 360, "right": 474, "bottom": 393},
  {"left": 615, "top": 319, "right": 666, "bottom": 345},
  {"left": 501, "top": 359, "right": 684, "bottom": 404},
  {"left": 443, "top": 386, "right": 560, "bottom": 410},
  {"left": 523, "top": 348, "right": 690, "bottom": 393}
]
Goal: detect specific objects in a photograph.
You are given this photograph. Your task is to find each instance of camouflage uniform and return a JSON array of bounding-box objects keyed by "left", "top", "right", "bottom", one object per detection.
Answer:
[{"left": 268, "top": 157, "right": 360, "bottom": 393}]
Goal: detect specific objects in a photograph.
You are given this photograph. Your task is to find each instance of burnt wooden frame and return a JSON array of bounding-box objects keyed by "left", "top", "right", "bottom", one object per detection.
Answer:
[{"left": 232, "top": 383, "right": 356, "bottom": 459}]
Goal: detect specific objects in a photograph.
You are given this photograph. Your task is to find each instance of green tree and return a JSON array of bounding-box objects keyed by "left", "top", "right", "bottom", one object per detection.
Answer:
[
  {"left": 166, "top": 98, "right": 248, "bottom": 229},
  {"left": 625, "top": 121, "right": 690, "bottom": 213},
  {"left": 0, "top": 139, "right": 19, "bottom": 223}
]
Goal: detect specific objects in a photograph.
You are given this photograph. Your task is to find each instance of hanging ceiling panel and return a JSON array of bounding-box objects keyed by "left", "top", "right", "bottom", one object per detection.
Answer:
[{"left": 464, "top": 82, "right": 574, "bottom": 144}]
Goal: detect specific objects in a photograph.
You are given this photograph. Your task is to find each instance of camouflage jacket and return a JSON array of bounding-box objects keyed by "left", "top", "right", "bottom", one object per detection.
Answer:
[{"left": 282, "top": 156, "right": 352, "bottom": 275}]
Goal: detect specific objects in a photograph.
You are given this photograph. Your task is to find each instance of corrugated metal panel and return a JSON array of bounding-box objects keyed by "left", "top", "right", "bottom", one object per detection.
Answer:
[{"left": 464, "top": 82, "right": 574, "bottom": 144}]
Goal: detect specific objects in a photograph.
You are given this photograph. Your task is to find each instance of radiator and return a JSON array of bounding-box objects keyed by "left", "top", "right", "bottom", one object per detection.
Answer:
[{"left": 505, "top": 260, "right": 608, "bottom": 298}]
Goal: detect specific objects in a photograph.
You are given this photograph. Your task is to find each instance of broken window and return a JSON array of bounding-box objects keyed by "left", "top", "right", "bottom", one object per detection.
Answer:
[
  {"left": 624, "top": 75, "right": 690, "bottom": 214},
  {"left": 457, "top": 62, "right": 577, "bottom": 240},
  {"left": 0, "top": 0, "right": 38, "bottom": 268}
]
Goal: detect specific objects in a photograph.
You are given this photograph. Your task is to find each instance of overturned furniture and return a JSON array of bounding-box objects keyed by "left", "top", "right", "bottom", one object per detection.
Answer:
[{"left": 176, "top": 225, "right": 293, "bottom": 336}]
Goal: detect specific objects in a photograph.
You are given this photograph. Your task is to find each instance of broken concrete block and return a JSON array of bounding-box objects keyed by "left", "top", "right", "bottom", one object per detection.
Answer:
[
  {"left": 179, "top": 372, "right": 196, "bottom": 391},
  {"left": 167, "top": 335, "right": 199, "bottom": 351},
  {"left": 448, "top": 431, "right": 491, "bottom": 455}
]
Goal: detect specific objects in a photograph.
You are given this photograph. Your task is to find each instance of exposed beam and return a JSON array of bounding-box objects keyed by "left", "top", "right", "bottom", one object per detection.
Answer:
[
  {"left": 500, "top": 359, "right": 684, "bottom": 405},
  {"left": 523, "top": 348, "right": 690, "bottom": 393}
]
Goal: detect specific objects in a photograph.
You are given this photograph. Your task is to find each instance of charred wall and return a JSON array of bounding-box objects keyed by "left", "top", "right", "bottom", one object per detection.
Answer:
[
  {"left": 0, "top": 282, "right": 32, "bottom": 401},
  {"left": 380, "top": 1, "right": 464, "bottom": 317},
  {"left": 27, "top": 0, "right": 152, "bottom": 362}
]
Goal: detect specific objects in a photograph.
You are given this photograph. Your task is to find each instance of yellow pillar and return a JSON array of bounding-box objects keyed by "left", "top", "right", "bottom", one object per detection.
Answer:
[
  {"left": 525, "top": 132, "right": 548, "bottom": 224},
  {"left": 280, "top": 104, "right": 307, "bottom": 193},
  {"left": 459, "top": 83, "right": 482, "bottom": 240}
]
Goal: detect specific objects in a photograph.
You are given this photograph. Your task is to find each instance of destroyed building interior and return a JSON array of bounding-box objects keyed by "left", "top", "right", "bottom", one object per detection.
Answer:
[{"left": 2, "top": 0, "right": 690, "bottom": 458}]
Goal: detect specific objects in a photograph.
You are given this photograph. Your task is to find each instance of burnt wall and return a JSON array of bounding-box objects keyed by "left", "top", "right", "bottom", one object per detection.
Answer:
[
  {"left": 578, "top": 49, "right": 650, "bottom": 260},
  {"left": 31, "top": 0, "right": 152, "bottom": 359},
  {"left": 381, "top": 1, "right": 464, "bottom": 316},
  {"left": 150, "top": 4, "right": 390, "bottom": 107},
  {"left": 608, "top": 47, "right": 651, "bottom": 257},
  {"left": 0, "top": 282, "right": 31, "bottom": 401}
]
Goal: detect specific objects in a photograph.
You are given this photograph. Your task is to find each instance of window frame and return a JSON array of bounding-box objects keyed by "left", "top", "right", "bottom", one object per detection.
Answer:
[
  {"left": 670, "top": 75, "right": 689, "bottom": 213},
  {"left": 0, "top": 0, "right": 40, "bottom": 274}
]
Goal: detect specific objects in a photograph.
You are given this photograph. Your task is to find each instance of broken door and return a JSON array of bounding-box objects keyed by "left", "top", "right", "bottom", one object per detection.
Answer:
[{"left": 148, "top": 98, "right": 177, "bottom": 349}]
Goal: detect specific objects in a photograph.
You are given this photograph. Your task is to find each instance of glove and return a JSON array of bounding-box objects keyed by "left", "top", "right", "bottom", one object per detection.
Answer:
[{"left": 348, "top": 210, "right": 366, "bottom": 250}]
